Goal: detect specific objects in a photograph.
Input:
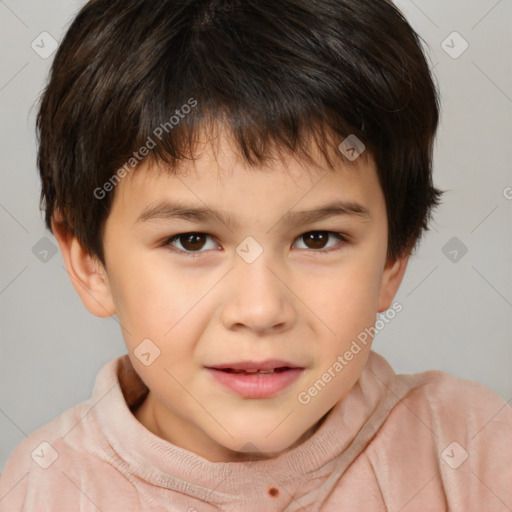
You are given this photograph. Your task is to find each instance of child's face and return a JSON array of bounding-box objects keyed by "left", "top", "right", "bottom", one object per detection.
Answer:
[{"left": 93, "top": 129, "right": 406, "bottom": 462}]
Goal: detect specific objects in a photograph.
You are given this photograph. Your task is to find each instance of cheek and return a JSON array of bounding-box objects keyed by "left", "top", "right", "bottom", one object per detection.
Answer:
[
  {"left": 107, "top": 256, "right": 186, "bottom": 347},
  {"left": 108, "top": 254, "right": 218, "bottom": 366},
  {"left": 312, "top": 259, "right": 384, "bottom": 338}
]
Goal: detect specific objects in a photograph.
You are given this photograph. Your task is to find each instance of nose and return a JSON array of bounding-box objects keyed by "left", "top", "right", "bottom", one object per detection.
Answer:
[{"left": 220, "top": 253, "right": 296, "bottom": 335}]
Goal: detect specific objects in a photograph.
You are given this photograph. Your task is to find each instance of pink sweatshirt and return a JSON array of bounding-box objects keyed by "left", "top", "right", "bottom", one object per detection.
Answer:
[{"left": 1, "top": 351, "right": 511, "bottom": 511}]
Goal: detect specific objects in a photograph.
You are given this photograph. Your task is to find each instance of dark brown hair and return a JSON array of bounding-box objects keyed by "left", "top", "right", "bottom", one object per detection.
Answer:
[{"left": 37, "top": 0, "right": 441, "bottom": 263}]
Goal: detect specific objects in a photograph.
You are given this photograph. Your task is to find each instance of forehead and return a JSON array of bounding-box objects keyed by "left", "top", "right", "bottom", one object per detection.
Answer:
[{"left": 108, "top": 126, "right": 384, "bottom": 228}]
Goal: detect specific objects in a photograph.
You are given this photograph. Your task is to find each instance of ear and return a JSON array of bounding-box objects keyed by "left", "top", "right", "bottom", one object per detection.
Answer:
[
  {"left": 377, "top": 253, "right": 409, "bottom": 313},
  {"left": 51, "top": 212, "right": 116, "bottom": 318}
]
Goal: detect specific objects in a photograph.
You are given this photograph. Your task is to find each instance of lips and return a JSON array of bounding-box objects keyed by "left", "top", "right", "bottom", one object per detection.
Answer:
[
  {"left": 219, "top": 367, "right": 290, "bottom": 374},
  {"left": 205, "top": 359, "right": 304, "bottom": 398},
  {"left": 206, "top": 359, "right": 302, "bottom": 372}
]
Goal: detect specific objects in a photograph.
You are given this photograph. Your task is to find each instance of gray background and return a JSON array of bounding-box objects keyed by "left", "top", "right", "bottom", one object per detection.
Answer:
[{"left": 1, "top": 0, "right": 511, "bottom": 471}]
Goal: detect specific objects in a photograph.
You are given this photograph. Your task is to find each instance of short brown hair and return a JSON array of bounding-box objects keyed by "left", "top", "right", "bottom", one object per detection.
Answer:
[{"left": 37, "top": 0, "right": 441, "bottom": 263}]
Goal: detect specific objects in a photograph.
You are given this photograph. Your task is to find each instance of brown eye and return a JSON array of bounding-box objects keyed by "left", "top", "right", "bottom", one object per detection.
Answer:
[
  {"left": 179, "top": 233, "right": 207, "bottom": 251},
  {"left": 294, "top": 231, "right": 346, "bottom": 251},
  {"left": 166, "top": 232, "right": 218, "bottom": 253},
  {"left": 302, "top": 231, "right": 330, "bottom": 249}
]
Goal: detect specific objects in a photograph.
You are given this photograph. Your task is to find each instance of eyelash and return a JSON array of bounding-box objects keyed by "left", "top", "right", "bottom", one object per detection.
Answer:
[{"left": 163, "top": 231, "right": 349, "bottom": 258}]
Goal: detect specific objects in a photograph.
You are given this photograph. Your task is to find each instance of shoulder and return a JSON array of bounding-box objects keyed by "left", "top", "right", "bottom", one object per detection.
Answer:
[
  {"left": 364, "top": 351, "right": 511, "bottom": 440},
  {"left": 365, "top": 365, "right": 512, "bottom": 509},
  {"left": 0, "top": 357, "right": 134, "bottom": 511},
  {"left": 392, "top": 368, "right": 512, "bottom": 433},
  {"left": 0, "top": 399, "right": 95, "bottom": 510}
]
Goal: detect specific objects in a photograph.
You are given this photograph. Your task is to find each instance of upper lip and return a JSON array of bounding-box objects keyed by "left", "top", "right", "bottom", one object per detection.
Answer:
[{"left": 206, "top": 359, "right": 303, "bottom": 371}]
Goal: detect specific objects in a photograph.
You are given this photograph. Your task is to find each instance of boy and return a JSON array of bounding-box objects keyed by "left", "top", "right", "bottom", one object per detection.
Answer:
[{"left": 1, "top": 0, "right": 511, "bottom": 510}]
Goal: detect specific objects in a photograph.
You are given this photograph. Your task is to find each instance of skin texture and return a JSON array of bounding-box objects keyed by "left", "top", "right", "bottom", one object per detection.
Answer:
[{"left": 52, "top": 128, "right": 408, "bottom": 463}]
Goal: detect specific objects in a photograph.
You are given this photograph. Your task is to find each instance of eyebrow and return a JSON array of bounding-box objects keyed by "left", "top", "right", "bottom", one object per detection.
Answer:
[{"left": 136, "top": 199, "right": 370, "bottom": 229}]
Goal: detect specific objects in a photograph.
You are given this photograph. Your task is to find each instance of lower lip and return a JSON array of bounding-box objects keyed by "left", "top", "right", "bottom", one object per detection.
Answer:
[{"left": 206, "top": 368, "right": 303, "bottom": 398}]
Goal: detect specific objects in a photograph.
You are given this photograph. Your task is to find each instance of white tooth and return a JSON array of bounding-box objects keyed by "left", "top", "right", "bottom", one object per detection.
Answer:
[
  {"left": 259, "top": 370, "right": 275, "bottom": 374},
  {"left": 244, "top": 369, "right": 258, "bottom": 373}
]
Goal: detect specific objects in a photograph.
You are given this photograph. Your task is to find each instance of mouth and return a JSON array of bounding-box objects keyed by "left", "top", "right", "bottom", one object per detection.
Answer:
[
  {"left": 215, "top": 366, "right": 294, "bottom": 375},
  {"left": 206, "top": 359, "right": 303, "bottom": 373},
  {"left": 205, "top": 360, "right": 304, "bottom": 398}
]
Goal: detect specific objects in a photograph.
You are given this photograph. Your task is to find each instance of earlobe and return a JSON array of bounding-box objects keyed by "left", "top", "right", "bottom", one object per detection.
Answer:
[
  {"left": 51, "top": 214, "right": 116, "bottom": 318},
  {"left": 377, "top": 254, "right": 409, "bottom": 313}
]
